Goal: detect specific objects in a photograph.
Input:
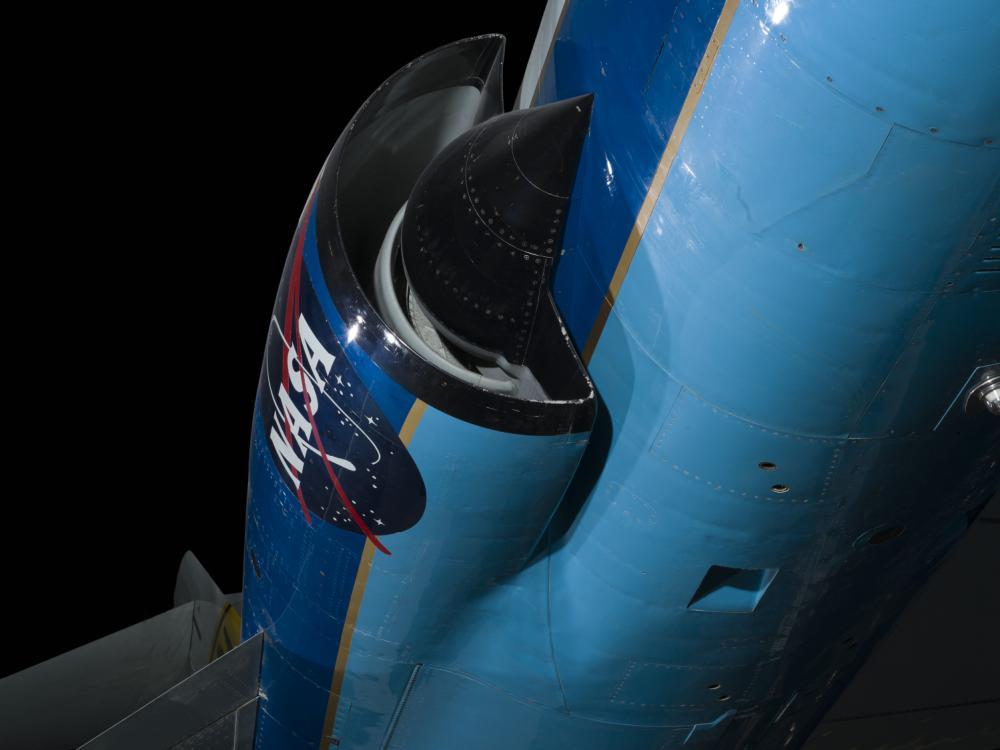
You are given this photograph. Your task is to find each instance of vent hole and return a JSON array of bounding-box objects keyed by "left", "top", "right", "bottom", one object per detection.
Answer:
[
  {"left": 707, "top": 683, "right": 722, "bottom": 690},
  {"left": 688, "top": 565, "right": 779, "bottom": 613},
  {"left": 771, "top": 484, "right": 790, "bottom": 494},
  {"left": 853, "top": 524, "right": 906, "bottom": 548},
  {"left": 868, "top": 525, "right": 905, "bottom": 544},
  {"left": 758, "top": 461, "right": 778, "bottom": 471}
]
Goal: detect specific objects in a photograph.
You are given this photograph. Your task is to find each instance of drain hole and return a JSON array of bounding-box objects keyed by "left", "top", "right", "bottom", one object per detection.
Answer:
[
  {"left": 868, "top": 525, "right": 905, "bottom": 545},
  {"left": 758, "top": 461, "right": 777, "bottom": 471},
  {"left": 853, "top": 524, "right": 906, "bottom": 548},
  {"left": 771, "top": 484, "right": 790, "bottom": 494}
]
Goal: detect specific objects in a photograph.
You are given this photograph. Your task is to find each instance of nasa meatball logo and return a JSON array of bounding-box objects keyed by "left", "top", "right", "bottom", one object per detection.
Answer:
[{"left": 260, "top": 219, "right": 426, "bottom": 552}]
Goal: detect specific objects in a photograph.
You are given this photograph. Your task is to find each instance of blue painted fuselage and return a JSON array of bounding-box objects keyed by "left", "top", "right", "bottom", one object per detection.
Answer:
[{"left": 242, "top": 3, "right": 1000, "bottom": 748}]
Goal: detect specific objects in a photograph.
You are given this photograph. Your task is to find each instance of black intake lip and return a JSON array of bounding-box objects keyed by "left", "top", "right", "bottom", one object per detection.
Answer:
[{"left": 313, "top": 35, "right": 595, "bottom": 436}]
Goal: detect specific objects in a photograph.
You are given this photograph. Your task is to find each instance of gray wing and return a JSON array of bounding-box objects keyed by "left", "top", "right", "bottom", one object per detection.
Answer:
[{"left": 0, "top": 552, "right": 258, "bottom": 750}]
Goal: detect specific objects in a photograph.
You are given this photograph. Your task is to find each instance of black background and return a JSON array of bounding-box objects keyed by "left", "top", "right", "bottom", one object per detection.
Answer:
[{"left": 3, "top": 4, "right": 544, "bottom": 678}]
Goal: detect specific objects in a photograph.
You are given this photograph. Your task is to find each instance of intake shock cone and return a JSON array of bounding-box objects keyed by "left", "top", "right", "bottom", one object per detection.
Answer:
[{"left": 399, "top": 95, "right": 593, "bottom": 366}]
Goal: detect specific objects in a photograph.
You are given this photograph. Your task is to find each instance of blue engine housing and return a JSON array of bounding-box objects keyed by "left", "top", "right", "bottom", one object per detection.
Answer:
[{"left": 243, "top": 3, "right": 1000, "bottom": 748}]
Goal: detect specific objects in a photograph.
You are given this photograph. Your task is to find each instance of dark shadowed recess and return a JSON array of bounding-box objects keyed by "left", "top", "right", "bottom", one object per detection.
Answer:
[{"left": 2, "top": 3, "right": 545, "bottom": 679}]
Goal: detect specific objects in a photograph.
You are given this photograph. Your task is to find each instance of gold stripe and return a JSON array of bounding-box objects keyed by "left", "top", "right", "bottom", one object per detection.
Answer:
[
  {"left": 319, "top": 398, "right": 428, "bottom": 748},
  {"left": 580, "top": 0, "right": 740, "bottom": 365},
  {"left": 398, "top": 399, "right": 427, "bottom": 447},
  {"left": 320, "top": 539, "right": 375, "bottom": 748}
]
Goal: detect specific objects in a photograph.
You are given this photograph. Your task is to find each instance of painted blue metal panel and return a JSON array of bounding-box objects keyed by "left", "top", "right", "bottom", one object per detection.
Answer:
[
  {"left": 760, "top": 0, "right": 1000, "bottom": 146},
  {"left": 244, "top": 410, "right": 366, "bottom": 749},
  {"left": 333, "top": 404, "right": 590, "bottom": 745},
  {"left": 243, "top": 204, "right": 417, "bottom": 748},
  {"left": 380, "top": 665, "right": 700, "bottom": 749},
  {"left": 603, "top": 15, "right": 1000, "bottom": 434},
  {"left": 243, "top": 1, "right": 1000, "bottom": 747},
  {"left": 534, "top": 0, "right": 1000, "bottom": 746},
  {"left": 536, "top": 0, "right": 730, "bottom": 349}
]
